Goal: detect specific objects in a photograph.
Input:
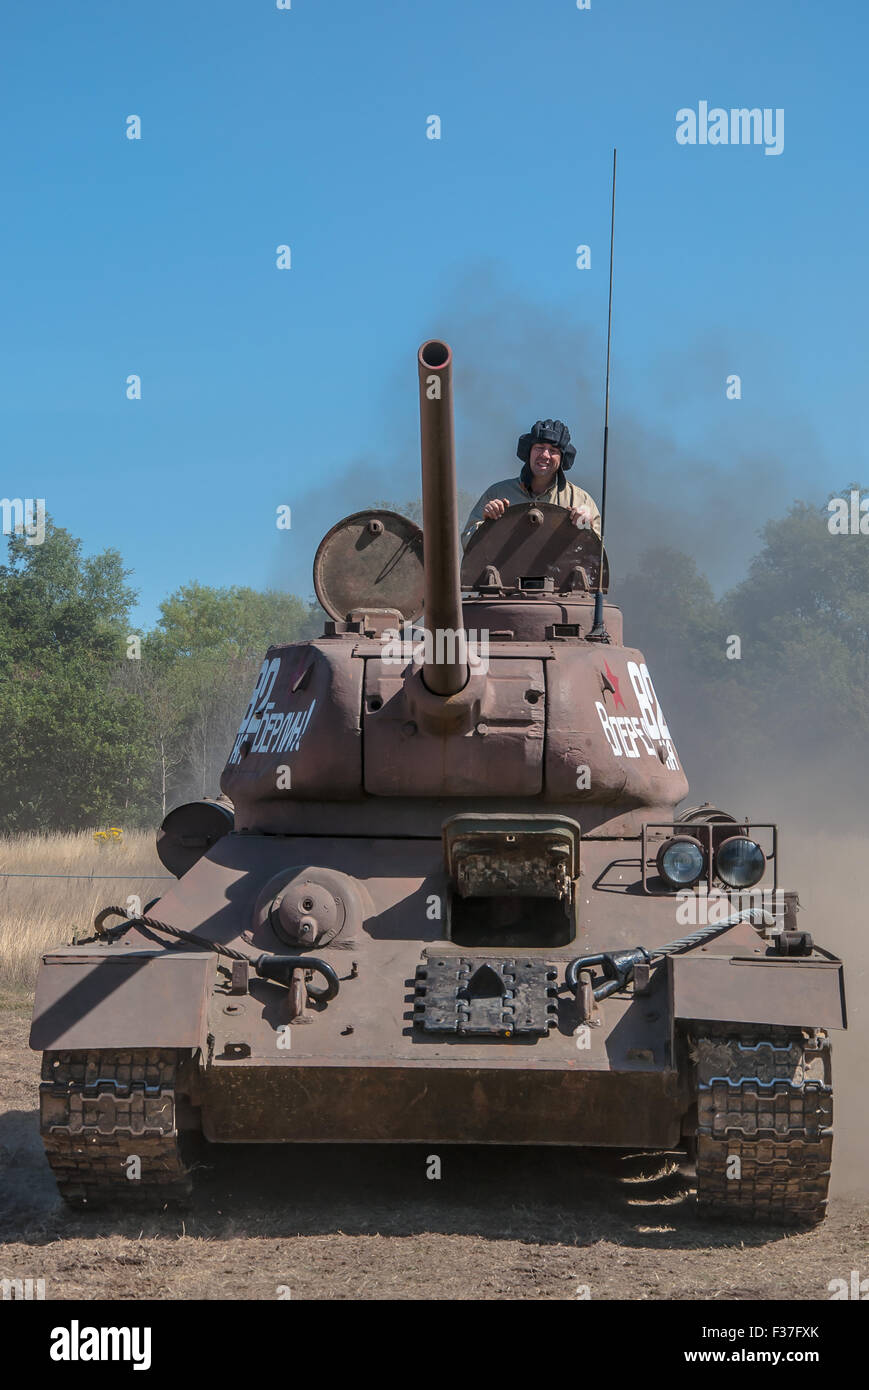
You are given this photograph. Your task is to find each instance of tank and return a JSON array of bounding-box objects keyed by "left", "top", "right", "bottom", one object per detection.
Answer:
[{"left": 30, "top": 339, "right": 845, "bottom": 1224}]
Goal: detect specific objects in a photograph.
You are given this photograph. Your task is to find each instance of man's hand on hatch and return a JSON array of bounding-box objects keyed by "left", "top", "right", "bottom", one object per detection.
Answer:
[
  {"left": 569, "top": 505, "right": 593, "bottom": 528},
  {"left": 482, "top": 498, "right": 511, "bottom": 520}
]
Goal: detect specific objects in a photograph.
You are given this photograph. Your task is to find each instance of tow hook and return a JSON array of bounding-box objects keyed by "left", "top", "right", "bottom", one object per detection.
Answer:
[
  {"left": 566, "top": 947, "right": 651, "bottom": 1002},
  {"left": 255, "top": 955, "right": 340, "bottom": 1002}
]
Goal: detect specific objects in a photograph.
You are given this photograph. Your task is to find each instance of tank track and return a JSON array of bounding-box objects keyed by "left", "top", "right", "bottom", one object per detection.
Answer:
[
  {"left": 691, "top": 1031, "right": 833, "bottom": 1225},
  {"left": 39, "top": 1049, "right": 192, "bottom": 1208}
]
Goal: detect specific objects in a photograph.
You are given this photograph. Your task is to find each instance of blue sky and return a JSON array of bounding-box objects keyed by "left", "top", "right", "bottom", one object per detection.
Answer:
[{"left": 1, "top": 0, "right": 866, "bottom": 626}]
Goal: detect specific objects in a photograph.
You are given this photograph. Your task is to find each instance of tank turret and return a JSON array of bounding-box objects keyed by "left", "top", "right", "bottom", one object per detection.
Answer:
[{"left": 218, "top": 338, "right": 690, "bottom": 832}]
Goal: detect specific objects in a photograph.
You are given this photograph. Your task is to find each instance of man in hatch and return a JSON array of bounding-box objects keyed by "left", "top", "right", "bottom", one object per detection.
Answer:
[{"left": 460, "top": 418, "right": 601, "bottom": 550}]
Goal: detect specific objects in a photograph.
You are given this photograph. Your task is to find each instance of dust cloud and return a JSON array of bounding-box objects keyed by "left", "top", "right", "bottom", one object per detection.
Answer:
[{"left": 269, "top": 265, "right": 820, "bottom": 599}]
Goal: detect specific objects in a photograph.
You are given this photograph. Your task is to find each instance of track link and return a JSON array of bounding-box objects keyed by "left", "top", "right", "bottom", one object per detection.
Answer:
[
  {"left": 692, "top": 1031, "right": 832, "bottom": 1225},
  {"left": 39, "top": 1049, "right": 192, "bottom": 1208}
]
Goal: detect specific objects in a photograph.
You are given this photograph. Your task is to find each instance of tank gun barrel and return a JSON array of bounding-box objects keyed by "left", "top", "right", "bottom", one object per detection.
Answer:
[{"left": 417, "top": 339, "right": 468, "bottom": 696}]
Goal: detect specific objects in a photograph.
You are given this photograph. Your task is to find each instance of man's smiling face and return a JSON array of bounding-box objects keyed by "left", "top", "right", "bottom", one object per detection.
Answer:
[{"left": 528, "top": 441, "right": 562, "bottom": 486}]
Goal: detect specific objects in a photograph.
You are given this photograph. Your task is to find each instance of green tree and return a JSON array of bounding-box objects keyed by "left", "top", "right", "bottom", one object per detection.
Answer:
[
  {"left": 0, "top": 521, "right": 135, "bottom": 661},
  {"left": 0, "top": 525, "right": 329, "bottom": 829},
  {"left": 0, "top": 520, "right": 150, "bottom": 830},
  {"left": 618, "top": 547, "right": 721, "bottom": 672},
  {"left": 137, "top": 583, "right": 323, "bottom": 806},
  {"left": 148, "top": 582, "right": 319, "bottom": 661},
  {"left": 618, "top": 489, "right": 869, "bottom": 820}
]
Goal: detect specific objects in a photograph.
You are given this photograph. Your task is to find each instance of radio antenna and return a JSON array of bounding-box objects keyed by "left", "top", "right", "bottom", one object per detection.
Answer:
[{"left": 589, "top": 147, "right": 616, "bottom": 642}]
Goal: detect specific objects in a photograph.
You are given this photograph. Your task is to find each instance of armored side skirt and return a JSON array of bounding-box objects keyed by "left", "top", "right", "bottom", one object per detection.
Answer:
[{"left": 200, "top": 1063, "right": 684, "bottom": 1147}]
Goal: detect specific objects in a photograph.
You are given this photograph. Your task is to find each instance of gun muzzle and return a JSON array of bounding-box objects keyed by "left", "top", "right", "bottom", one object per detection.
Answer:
[{"left": 417, "top": 340, "right": 468, "bottom": 696}]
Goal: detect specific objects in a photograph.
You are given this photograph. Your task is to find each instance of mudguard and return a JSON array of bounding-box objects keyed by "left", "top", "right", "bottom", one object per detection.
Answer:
[
  {"left": 29, "top": 949, "right": 213, "bottom": 1051},
  {"left": 669, "top": 953, "right": 846, "bottom": 1032}
]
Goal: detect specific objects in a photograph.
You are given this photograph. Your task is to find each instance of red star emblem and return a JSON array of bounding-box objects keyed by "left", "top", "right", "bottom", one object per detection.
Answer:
[{"left": 603, "top": 660, "right": 626, "bottom": 710}]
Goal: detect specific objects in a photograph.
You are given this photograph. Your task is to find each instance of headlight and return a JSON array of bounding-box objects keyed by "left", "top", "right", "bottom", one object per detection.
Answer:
[
  {"left": 656, "top": 836, "right": 705, "bottom": 888},
  {"left": 715, "top": 835, "right": 766, "bottom": 888}
]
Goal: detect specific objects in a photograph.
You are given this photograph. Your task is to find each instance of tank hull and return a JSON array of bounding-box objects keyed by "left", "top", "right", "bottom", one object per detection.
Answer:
[{"left": 31, "top": 832, "right": 844, "bottom": 1156}]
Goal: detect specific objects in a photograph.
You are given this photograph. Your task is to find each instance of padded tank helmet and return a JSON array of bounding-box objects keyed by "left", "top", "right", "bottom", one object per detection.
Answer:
[{"left": 517, "top": 419, "right": 576, "bottom": 471}]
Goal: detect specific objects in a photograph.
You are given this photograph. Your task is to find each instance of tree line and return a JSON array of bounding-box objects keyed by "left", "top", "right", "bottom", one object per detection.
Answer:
[{"left": 0, "top": 520, "right": 320, "bottom": 831}]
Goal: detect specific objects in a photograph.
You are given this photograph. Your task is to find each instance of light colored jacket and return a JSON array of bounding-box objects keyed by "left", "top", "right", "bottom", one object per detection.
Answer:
[{"left": 460, "top": 471, "right": 601, "bottom": 550}]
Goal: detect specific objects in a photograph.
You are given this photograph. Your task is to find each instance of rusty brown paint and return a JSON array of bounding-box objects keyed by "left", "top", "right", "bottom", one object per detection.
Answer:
[
  {"left": 30, "top": 952, "right": 213, "bottom": 1051},
  {"left": 200, "top": 1063, "right": 685, "bottom": 1147},
  {"left": 669, "top": 955, "right": 846, "bottom": 1031}
]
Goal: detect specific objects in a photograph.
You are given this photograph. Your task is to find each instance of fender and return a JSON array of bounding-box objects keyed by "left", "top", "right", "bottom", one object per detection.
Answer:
[
  {"left": 669, "top": 953, "right": 846, "bottom": 1032},
  {"left": 30, "top": 949, "right": 213, "bottom": 1051}
]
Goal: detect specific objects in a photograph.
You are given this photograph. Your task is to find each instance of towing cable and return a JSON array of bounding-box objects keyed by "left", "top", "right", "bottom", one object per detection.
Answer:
[
  {"left": 82, "top": 906, "right": 340, "bottom": 1002},
  {"left": 565, "top": 907, "right": 779, "bottom": 1002}
]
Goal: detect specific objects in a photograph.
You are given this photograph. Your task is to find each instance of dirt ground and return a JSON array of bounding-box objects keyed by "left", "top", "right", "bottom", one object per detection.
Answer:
[{"left": 1, "top": 1001, "right": 865, "bottom": 1302}]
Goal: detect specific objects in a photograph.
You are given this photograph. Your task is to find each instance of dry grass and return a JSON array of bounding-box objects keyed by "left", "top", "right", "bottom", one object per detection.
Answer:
[{"left": 0, "top": 830, "right": 172, "bottom": 995}]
